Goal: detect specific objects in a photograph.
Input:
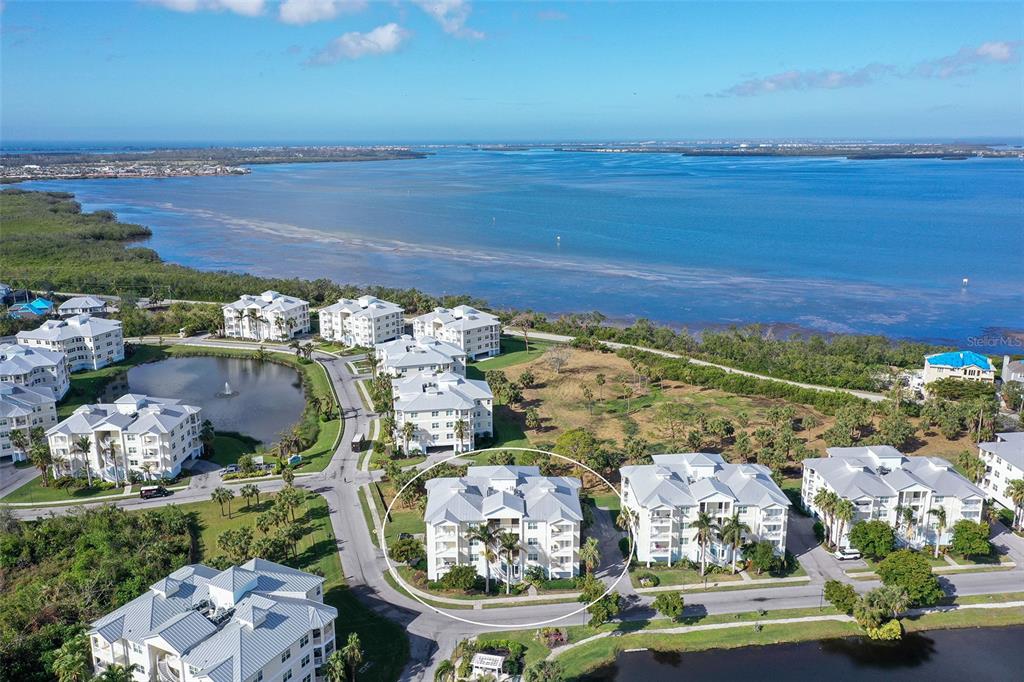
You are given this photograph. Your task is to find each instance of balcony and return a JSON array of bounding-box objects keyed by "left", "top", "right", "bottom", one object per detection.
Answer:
[{"left": 157, "top": 658, "right": 182, "bottom": 682}]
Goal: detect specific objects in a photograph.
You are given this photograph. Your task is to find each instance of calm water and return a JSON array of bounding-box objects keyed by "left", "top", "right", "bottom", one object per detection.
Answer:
[
  {"left": 581, "top": 625, "right": 1024, "bottom": 681},
  {"left": 110, "top": 356, "right": 305, "bottom": 443},
  {"left": 21, "top": 149, "right": 1024, "bottom": 348}
]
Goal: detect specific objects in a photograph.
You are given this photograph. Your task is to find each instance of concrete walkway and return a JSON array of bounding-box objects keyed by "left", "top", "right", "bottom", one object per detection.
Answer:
[{"left": 503, "top": 328, "right": 886, "bottom": 402}]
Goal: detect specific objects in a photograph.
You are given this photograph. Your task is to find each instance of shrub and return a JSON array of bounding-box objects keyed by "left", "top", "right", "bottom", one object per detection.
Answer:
[
  {"left": 812, "top": 520, "right": 825, "bottom": 543},
  {"left": 950, "top": 520, "right": 992, "bottom": 558},
  {"left": 848, "top": 520, "right": 896, "bottom": 560},
  {"left": 823, "top": 579, "right": 858, "bottom": 614},
  {"left": 391, "top": 537, "right": 426, "bottom": 564},
  {"left": 635, "top": 571, "right": 659, "bottom": 587},
  {"left": 866, "top": 619, "right": 903, "bottom": 641},
  {"left": 652, "top": 592, "right": 685, "bottom": 620},
  {"left": 438, "top": 565, "right": 477, "bottom": 592}
]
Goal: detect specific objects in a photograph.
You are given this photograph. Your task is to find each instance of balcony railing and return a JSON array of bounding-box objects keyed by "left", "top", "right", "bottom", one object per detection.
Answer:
[{"left": 157, "top": 659, "right": 182, "bottom": 682}]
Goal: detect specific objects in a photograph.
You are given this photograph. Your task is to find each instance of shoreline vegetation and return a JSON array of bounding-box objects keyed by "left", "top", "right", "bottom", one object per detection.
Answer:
[{"left": 1, "top": 188, "right": 988, "bottom": 400}]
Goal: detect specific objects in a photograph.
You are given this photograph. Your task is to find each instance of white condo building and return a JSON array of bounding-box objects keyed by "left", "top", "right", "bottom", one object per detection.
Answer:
[
  {"left": 222, "top": 291, "right": 310, "bottom": 342},
  {"left": 424, "top": 465, "right": 583, "bottom": 581},
  {"left": 979, "top": 432, "right": 1024, "bottom": 513},
  {"left": 47, "top": 394, "right": 202, "bottom": 481},
  {"left": 0, "top": 342, "right": 70, "bottom": 399},
  {"left": 392, "top": 371, "right": 493, "bottom": 453},
  {"left": 318, "top": 296, "right": 404, "bottom": 347},
  {"left": 801, "top": 446, "right": 985, "bottom": 550},
  {"left": 88, "top": 559, "right": 337, "bottom": 682},
  {"left": 621, "top": 453, "right": 790, "bottom": 567},
  {"left": 375, "top": 335, "right": 467, "bottom": 377},
  {"left": 411, "top": 306, "right": 501, "bottom": 359},
  {"left": 16, "top": 314, "right": 124, "bottom": 372},
  {"left": 58, "top": 295, "right": 108, "bottom": 317},
  {"left": 0, "top": 382, "right": 58, "bottom": 463}
]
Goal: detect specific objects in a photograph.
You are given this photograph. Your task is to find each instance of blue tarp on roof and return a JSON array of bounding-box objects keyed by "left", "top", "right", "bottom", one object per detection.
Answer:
[
  {"left": 8, "top": 298, "right": 53, "bottom": 319},
  {"left": 926, "top": 350, "right": 993, "bottom": 371}
]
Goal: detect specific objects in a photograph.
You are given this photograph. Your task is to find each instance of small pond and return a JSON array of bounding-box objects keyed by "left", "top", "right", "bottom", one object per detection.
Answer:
[
  {"left": 103, "top": 356, "right": 306, "bottom": 444},
  {"left": 579, "top": 625, "right": 1024, "bottom": 681}
]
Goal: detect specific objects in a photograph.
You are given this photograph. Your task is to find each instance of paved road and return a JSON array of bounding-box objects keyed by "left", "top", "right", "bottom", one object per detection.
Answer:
[
  {"left": 504, "top": 328, "right": 887, "bottom": 402},
  {"left": 9, "top": 336, "right": 1022, "bottom": 681}
]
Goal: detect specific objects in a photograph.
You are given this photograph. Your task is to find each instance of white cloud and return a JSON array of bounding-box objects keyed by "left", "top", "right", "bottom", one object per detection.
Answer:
[
  {"left": 307, "top": 22, "right": 409, "bottom": 64},
  {"left": 914, "top": 40, "right": 1021, "bottom": 79},
  {"left": 278, "top": 0, "right": 366, "bottom": 25},
  {"left": 412, "top": 0, "right": 483, "bottom": 40},
  {"left": 146, "top": 0, "right": 266, "bottom": 16}
]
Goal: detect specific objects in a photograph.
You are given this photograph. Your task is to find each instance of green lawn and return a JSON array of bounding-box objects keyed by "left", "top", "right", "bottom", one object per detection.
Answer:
[
  {"left": 209, "top": 433, "right": 262, "bottom": 467},
  {"left": 491, "top": 405, "right": 531, "bottom": 447},
  {"left": 631, "top": 565, "right": 743, "bottom": 588},
  {"left": 466, "top": 335, "right": 554, "bottom": 380},
  {"left": 357, "top": 487, "right": 380, "bottom": 548},
  {"left": 370, "top": 482, "right": 426, "bottom": 546},
  {"left": 172, "top": 490, "right": 408, "bottom": 682},
  {"left": 1, "top": 476, "right": 128, "bottom": 504}
]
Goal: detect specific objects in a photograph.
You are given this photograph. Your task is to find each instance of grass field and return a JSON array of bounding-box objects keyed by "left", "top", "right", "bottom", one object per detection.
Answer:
[
  {"left": 1, "top": 476, "right": 129, "bottom": 503},
  {"left": 466, "top": 336, "right": 555, "bottom": 380},
  {"left": 171, "top": 490, "right": 409, "bottom": 682}
]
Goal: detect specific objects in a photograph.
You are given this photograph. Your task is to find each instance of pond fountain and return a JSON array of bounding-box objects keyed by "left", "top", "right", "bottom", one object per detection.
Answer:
[{"left": 216, "top": 381, "right": 238, "bottom": 398}]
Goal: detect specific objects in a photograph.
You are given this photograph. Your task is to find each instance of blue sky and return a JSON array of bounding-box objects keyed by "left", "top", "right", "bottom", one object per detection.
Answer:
[{"left": 1, "top": 0, "right": 1022, "bottom": 142}]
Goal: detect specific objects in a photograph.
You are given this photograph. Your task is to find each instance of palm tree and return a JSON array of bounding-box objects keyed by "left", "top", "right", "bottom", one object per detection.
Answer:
[
  {"left": 282, "top": 466, "right": 295, "bottom": 486},
  {"left": 833, "top": 499, "right": 856, "bottom": 549},
  {"left": 341, "top": 632, "right": 364, "bottom": 682},
  {"left": 10, "top": 428, "right": 30, "bottom": 464},
  {"left": 579, "top": 536, "right": 601, "bottom": 576},
  {"left": 466, "top": 523, "right": 498, "bottom": 593},
  {"left": 212, "top": 487, "right": 234, "bottom": 517},
  {"left": 277, "top": 486, "right": 302, "bottom": 522},
  {"left": 29, "top": 440, "right": 52, "bottom": 486},
  {"left": 96, "top": 664, "right": 141, "bottom": 682},
  {"left": 73, "top": 435, "right": 93, "bottom": 486},
  {"left": 929, "top": 505, "right": 948, "bottom": 558},
  {"left": 615, "top": 505, "right": 637, "bottom": 534},
  {"left": 901, "top": 506, "right": 916, "bottom": 543},
  {"left": 1007, "top": 479, "right": 1024, "bottom": 530},
  {"left": 200, "top": 420, "right": 216, "bottom": 456},
  {"left": 51, "top": 632, "right": 91, "bottom": 682},
  {"left": 324, "top": 651, "right": 348, "bottom": 682},
  {"left": 289, "top": 339, "right": 303, "bottom": 358},
  {"left": 496, "top": 531, "right": 521, "bottom": 594},
  {"left": 140, "top": 462, "right": 154, "bottom": 481},
  {"left": 511, "top": 312, "right": 535, "bottom": 354},
  {"left": 813, "top": 488, "right": 838, "bottom": 548},
  {"left": 719, "top": 513, "right": 750, "bottom": 574},
  {"left": 401, "top": 421, "right": 416, "bottom": 456},
  {"left": 693, "top": 511, "right": 718, "bottom": 575},
  {"left": 241, "top": 483, "right": 260, "bottom": 510},
  {"left": 453, "top": 419, "right": 469, "bottom": 453},
  {"left": 433, "top": 659, "right": 454, "bottom": 682}
]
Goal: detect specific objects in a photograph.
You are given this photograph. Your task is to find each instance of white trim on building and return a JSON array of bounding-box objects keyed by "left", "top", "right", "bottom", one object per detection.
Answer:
[
  {"left": 979, "top": 432, "right": 1024, "bottom": 513},
  {"left": 16, "top": 314, "right": 124, "bottom": 372},
  {"left": 58, "top": 296, "right": 108, "bottom": 317},
  {"left": 0, "top": 342, "right": 70, "bottom": 399},
  {"left": 375, "top": 335, "right": 467, "bottom": 378},
  {"left": 319, "top": 295, "right": 404, "bottom": 347},
  {"left": 392, "top": 372, "right": 493, "bottom": 453},
  {"left": 223, "top": 291, "right": 310, "bottom": 342},
  {"left": 0, "top": 382, "right": 58, "bottom": 463},
  {"left": 411, "top": 306, "right": 501, "bottom": 360}
]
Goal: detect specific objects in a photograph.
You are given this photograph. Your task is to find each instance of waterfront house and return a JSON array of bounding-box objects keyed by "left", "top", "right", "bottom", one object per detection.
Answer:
[
  {"left": 978, "top": 432, "right": 1024, "bottom": 513},
  {"left": 411, "top": 306, "right": 501, "bottom": 360},
  {"left": 392, "top": 371, "right": 493, "bottom": 453},
  {"left": 8, "top": 297, "right": 54, "bottom": 319},
  {"left": 16, "top": 314, "right": 124, "bottom": 372},
  {"left": 47, "top": 393, "right": 202, "bottom": 481},
  {"left": 621, "top": 453, "right": 790, "bottom": 567},
  {"left": 0, "top": 382, "right": 58, "bottom": 464},
  {"left": 923, "top": 351, "right": 995, "bottom": 388},
  {"left": 318, "top": 295, "right": 404, "bottom": 347},
  {"left": 801, "top": 446, "right": 985, "bottom": 550},
  {"left": 424, "top": 465, "right": 582, "bottom": 581},
  {"left": 375, "top": 334, "right": 467, "bottom": 377},
  {"left": 0, "top": 342, "right": 70, "bottom": 399},
  {"left": 222, "top": 291, "right": 310, "bottom": 342},
  {"left": 88, "top": 559, "right": 336, "bottom": 682}
]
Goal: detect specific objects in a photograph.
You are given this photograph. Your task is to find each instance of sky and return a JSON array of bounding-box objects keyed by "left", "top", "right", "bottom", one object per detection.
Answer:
[{"left": 1, "top": 0, "right": 1022, "bottom": 143}]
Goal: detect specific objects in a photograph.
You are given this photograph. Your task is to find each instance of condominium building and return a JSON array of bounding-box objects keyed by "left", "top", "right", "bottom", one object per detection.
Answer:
[
  {"left": 88, "top": 559, "right": 337, "bottom": 682},
  {"left": 923, "top": 350, "right": 995, "bottom": 387},
  {"left": 318, "top": 295, "right": 404, "bottom": 347},
  {"left": 0, "top": 382, "right": 58, "bottom": 464},
  {"left": 392, "top": 371, "right": 493, "bottom": 453},
  {"left": 411, "top": 306, "right": 501, "bottom": 359},
  {"left": 58, "top": 295, "right": 108, "bottom": 317},
  {"left": 375, "top": 335, "right": 467, "bottom": 377},
  {"left": 222, "top": 291, "right": 310, "bottom": 342},
  {"left": 978, "top": 432, "right": 1024, "bottom": 512},
  {"left": 801, "top": 446, "right": 985, "bottom": 550},
  {"left": 424, "top": 465, "right": 583, "bottom": 581},
  {"left": 621, "top": 453, "right": 790, "bottom": 567},
  {"left": 47, "top": 394, "right": 202, "bottom": 481},
  {"left": 0, "top": 342, "right": 70, "bottom": 399},
  {"left": 16, "top": 314, "right": 124, "bottom": 372}
]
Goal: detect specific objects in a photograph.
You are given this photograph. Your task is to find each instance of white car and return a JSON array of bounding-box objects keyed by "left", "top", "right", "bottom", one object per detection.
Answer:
[{"left": 833, "top": 547, "right": 862, "bottom": 561}]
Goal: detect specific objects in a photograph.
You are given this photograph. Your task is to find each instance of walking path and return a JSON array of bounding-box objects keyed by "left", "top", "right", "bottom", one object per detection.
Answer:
[{"left": 504, "top": 328, "right": 886, "bottom": 402}]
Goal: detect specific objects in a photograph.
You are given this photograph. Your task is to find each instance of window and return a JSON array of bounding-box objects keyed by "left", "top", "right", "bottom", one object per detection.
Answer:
[
  {"left": 303, "top": 675, "right": 312, "bottom": 682},
  {"left": 527, "top": 538, "right": 538, "bottom": 546},
  {"left": 528, "top": 553, "right": 538, "bottom": 561},
  {"left": 281, "top": 649, "right": 292, "bottom": 663},
  {"left": 282, "top": 672, "right": 293, "bottom": 682},
  {"left": 300, "top": 634, "right": 309, "bottom": 647},
  {"left": 526, "top": 521, "right": 538, "bottom": 530},
  {"left": 301, "top": 654, "right": 310, "bottom": 668}
]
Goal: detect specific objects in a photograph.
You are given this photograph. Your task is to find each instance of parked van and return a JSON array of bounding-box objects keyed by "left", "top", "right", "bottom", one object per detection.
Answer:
[{"left": 140, "top": 485, "right": 171, "bottom": 499}]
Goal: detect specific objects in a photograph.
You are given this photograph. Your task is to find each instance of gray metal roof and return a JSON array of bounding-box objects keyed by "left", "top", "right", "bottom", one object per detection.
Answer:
[
  {"left": 979, "top": 432, "right": 1024, "bottom": 472},
  {"left": 48, "top": 394, "right": 199, "bottom": 438},
  {"left": 623, "top": 453, "right": 789, "bottom": 510},
  {"left": 0, "top": 343, "right": 65, "bottom": 376},
  {"left": 392, "top": 371, "right": 492, "bottom": 413},
  {"left": 0, "top": 382, "right": 55, "bottom": 419},
  {"left": 17, "top": 314, "right": 121, "bottom": 342},
  {"left": 425, "top": 467, "right": 582, "bottom": 525},
  {"left": 804, "top": 447, "right": 985, "bottom": 500}
]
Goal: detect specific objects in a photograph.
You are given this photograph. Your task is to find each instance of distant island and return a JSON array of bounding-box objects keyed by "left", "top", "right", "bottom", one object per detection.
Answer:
[
  {"left": 0, "top": 145, "right": 429, "bottom": 182},
  {"left": 477, "top": 141, "right": 1023, "bottom": 160}
]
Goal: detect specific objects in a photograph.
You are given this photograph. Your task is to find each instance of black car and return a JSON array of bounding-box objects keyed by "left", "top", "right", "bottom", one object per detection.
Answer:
[{"left": 140, "top": 486, "right": 171, "bottom": 499}]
